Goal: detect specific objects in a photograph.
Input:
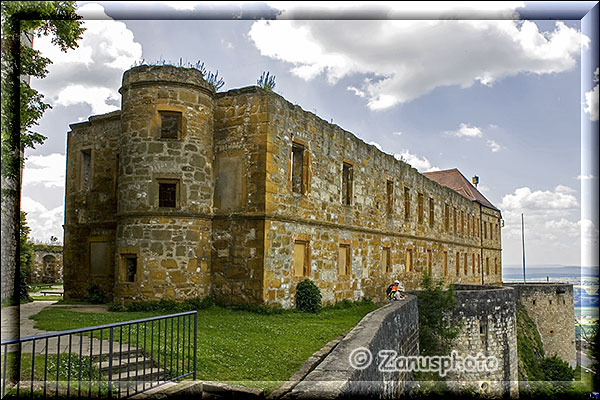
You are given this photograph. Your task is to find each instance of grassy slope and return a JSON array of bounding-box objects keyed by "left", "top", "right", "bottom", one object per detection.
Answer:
[{"left": 31, "top": 304, "right": 377, "bottom": 392}]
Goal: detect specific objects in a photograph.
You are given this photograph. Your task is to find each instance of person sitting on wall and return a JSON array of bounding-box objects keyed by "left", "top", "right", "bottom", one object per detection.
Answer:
[
  {"left": 386, "top": 280, "right": 401, "bottom": 301},
  {"left": 394, "top": 284, "right": 406, "bottom": 301}
]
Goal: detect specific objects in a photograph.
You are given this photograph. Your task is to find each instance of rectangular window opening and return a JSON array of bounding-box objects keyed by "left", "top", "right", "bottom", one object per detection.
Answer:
[
  {"left": 158, "top": 181, "right": 178, "bottom": 208},
  {"left": 443, "top": 251, "right": 448, "bottom": 276},
  {"left": 342, "top": 163, "right": 353, "bottom": 205},
  {"left": 160, "top": 111, "right": 181, "bottom": 139},
  {"left": 427, "top": 249, "right": 432, "bottom": 276},
  {"left": 444, "top": 204, "right": 450, "bottom": 231},
  {"left": 338, "top": 244, "right": 351, "bottom": 276},
  {"left": 81, "top": 149, "right": 91, "bottom": 190},
  {"left": 293, "top": 240, "right": 309, "bottom": 278},
  {"left": 89, "top": 241, "right": 108, "bottom": 276},
  {"left": 404, "top": 187, "right": 411, "bottom": 220},
  {"left": 456, "top": 252, "right": 460, "bottom": 276},
  {"left": 125, "top": 255, "right": 137, "bottom": 283},
  {"left": 383, "top": 247, "right": 391, "bottom": 274},
  {"left": 418, "top": 193, "right": 424, "bottom": 224},
  {"left": 429, "top": 198, "right": 435, "bottom": 228},
  {"left": 386, "top": 180, "right": 394, "bottom": 214},
  {"left": 453, "top": 208, "right": 457, "bottom": 232},
  {"left": 292, "top": 143, "right": 305, "bottom": 194},
  {"left": 405, "top": 248, "right": 413, "bottom": 272}
]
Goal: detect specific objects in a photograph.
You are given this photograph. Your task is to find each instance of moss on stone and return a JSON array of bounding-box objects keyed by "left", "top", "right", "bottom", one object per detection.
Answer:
[{"left": 516, "top": 302, "right": 545, "bottom": 381}]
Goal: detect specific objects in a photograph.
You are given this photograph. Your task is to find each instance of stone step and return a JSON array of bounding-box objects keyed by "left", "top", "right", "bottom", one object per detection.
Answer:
[{"left": 99, "top": 355, "right": 156, "bottom": 373}]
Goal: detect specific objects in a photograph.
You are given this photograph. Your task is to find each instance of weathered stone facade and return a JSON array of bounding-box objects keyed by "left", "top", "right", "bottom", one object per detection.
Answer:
[
  {"left": 505, "top": 283, "right": 576, "bottom": 368},
  {"left": 450, "top": 285, "right": 519, "bottom": 397},
  {"left": 29, "top": 245, "right": 63, "bottom": 284},
  {"left": 64, "top": 65, "right": 503, "bottom": 306}
]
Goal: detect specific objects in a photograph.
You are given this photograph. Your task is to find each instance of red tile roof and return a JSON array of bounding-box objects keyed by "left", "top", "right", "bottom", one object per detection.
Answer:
[{"left": 423, "top": 168, "right": 499, "bottom": 211}]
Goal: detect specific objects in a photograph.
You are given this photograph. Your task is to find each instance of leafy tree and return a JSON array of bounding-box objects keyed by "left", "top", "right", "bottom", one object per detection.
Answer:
[
  {"left": 415, "top": 272, "right": 461, "bottom": 356},
  {"left": 1, "top": 1, "right": 84, "bottom": 304},
  {"left": 19, "top": 211, "right": 34, "bottom": 300},
  {"left": 257, "top": 71, "right": 276, "bottom": 91}
]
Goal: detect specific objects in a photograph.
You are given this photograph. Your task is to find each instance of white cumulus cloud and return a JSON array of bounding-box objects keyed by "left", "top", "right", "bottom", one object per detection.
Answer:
[
  {"left": 249, "top": 19, "right": 586, "bottom": 110},
  {"left": 584, "top": 83, "right": 598, "bottom": 122},
  {"left": 21, "top": 197, "right": 64, "bottom": 243},
  {"left": 500, "top": 185, "right": 579, "bottom": 211},
  {"left": 31, "top": 3, "right": 142, "bottom": 115},
  {"left": 394, "top": 150, "right": 439, "bottom": 172},
  {"left": 447, "top": 123, "right": 483, "bottom": 138},
  {"left": 486, "top": 139, "right": 502, "bottom": 152},
  {"left": 22, "top": 153, "right": 66, "bottom": 189}
]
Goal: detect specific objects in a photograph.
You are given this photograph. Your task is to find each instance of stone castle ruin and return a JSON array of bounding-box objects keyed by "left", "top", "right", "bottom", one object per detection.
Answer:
[
  {"left": 29, "top": 244, "right": 63, "bottom": 284},
  {"left": 63, "top": 65, "right": 576, "bottom": 396},
  {"left": 64, "top": 65, "right": 503, "bottom": 306}
]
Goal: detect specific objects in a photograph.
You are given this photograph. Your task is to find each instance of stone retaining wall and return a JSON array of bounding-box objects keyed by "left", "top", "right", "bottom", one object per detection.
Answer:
[
  {"left": 284, "top": 296, "right": 419, "bottom": 399},
  {"left": 505, "top": 283, "right": 576, "bottom": 368},
  {"left": 449, "top": 285, "right": 519, "bottom": 398}
]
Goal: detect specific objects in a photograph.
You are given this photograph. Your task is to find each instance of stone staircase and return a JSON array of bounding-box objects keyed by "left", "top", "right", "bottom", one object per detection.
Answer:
[{"left": 97, "top": 347, "right": 173, "bottom": 397}]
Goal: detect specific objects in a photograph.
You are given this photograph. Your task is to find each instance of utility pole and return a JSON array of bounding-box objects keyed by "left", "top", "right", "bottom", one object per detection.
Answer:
[{"left": 521, "top": 213, "right": 526, "bottom": 283}]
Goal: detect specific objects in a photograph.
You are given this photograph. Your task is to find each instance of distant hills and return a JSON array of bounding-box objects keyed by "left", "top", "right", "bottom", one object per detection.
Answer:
[{"left": 503, "top": 265, "right": 598, "bottom": 279}]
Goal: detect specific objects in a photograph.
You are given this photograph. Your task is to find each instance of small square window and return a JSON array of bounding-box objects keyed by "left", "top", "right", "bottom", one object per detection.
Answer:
[
  {"left": 160, "top": 111, "right": 181, "bottom": 139},
  {"left": 159, "top": 181, "right": 178, "bottom": 208}
]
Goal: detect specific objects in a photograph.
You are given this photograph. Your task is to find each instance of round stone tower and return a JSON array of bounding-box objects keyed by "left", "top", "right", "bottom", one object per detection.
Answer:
[{"left": 115, "top": 65, "right": 214, "bottom": 303}]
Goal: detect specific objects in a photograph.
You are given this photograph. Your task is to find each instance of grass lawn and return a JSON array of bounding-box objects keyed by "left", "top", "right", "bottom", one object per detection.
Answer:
[{"left": 30, "top": 303, "right": 378, "bottom": 393}]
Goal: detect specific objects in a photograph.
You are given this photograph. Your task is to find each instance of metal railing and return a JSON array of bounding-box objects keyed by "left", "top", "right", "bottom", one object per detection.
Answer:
[{"left": 1, "top": 311, "right": 197, "bottom": 398}]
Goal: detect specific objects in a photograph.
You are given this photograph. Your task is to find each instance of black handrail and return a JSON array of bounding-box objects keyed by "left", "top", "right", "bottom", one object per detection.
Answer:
[{"left": 0, "top": 311, "right": 197, "bottom": 398}]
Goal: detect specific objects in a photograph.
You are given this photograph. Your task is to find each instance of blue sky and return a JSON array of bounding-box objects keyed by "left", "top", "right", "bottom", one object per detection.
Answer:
[{"left": 22, "top": 1, "right": 599, "bottom": 269}]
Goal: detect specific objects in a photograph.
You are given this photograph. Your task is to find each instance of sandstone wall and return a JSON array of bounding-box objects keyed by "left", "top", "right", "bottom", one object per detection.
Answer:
[
  {"left": 211, "top": 88, "right": 268, "bottom": 304},
  {"left": 114, "top": 65, "right": 215, "bottom": 303},
  {"left": 506, "top": 283, "right": 576, "bottom": 368},
  {"left": 30, "top": 245, "right": 63, "bottom": 284},
  {"left": 63, "top": 65, "right": 504, "bottom": 307},
  {"left": 448, "top": 285, "right": 519, "bottom": 398},
  {"left": 261, "top": 90, "right": 502, "bottom": 307},
  {"left": 64, "top": 111, "right": 120, "bottom": 299}
]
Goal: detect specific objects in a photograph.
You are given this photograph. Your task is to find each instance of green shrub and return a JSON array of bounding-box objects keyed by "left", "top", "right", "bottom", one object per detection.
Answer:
[
  {"left": 85, "top": 284, "right": 107, "bottom": 304},
  {"left": 127, "top": 299, "right": 180, "bottom": 312},
  {"left": 540, "top": 355, "right": 574, "bottom": 382},
  {"left": 295, "top": 279, "right": 322, "bottom": 313},
  {"left": 183, "top": 296, "right": 215, "bottom": 310}
]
